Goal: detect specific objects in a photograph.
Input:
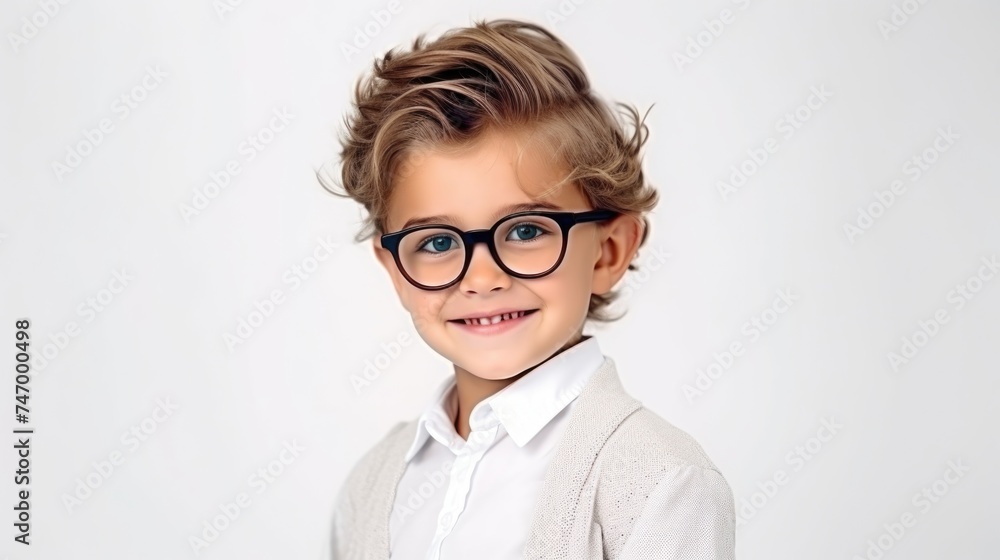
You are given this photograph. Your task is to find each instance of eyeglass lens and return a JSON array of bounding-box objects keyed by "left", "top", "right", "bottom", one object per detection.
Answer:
[{"left": 396, "top": 214, "right": 564, "bottom": 287}]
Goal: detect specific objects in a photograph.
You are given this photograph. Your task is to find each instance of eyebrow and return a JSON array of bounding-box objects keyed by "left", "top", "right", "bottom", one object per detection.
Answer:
[{"left": 399, "top": 201, "right": 566, "bottom": 230}]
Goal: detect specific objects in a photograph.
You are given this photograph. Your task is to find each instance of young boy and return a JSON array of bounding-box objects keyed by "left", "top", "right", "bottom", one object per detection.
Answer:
[{"left": 322, "top": 18, "right": 735, "bottom": 560}]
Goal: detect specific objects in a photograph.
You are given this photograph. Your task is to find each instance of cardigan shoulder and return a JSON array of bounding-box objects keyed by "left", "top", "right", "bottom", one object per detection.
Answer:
[
  {"left": 602, "top": 407, "right": 721, "bottom": 470},
  {"left": 332, "top": 419, "right": 417, "bottom": 559},
  {"left": 591, "top": 407, "right": 729, "bottom": 556},
  {"left": 340, "top": 420, "right": 414, "bottom": 499}
]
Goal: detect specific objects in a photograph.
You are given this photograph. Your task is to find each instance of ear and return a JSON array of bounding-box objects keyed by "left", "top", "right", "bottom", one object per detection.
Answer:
[
  {"left": 372, "top": 237, "right": 410, "bottom": 308},
  {"left": 591, "top": 214, "right": 643, "bottom": 295}
]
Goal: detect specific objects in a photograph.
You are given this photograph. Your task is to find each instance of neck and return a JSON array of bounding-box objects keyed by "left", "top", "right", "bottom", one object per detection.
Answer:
[{"left": 451, "top": 331, "right": 585, "bottom": 440}]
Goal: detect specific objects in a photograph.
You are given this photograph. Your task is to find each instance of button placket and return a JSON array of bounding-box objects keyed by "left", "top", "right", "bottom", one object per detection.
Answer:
[
  {"left": 425, "top": 425, "right": 502, "bottom": 559},
  {"left": 427, "top": 446, "right": 475, "bottom": 554}
]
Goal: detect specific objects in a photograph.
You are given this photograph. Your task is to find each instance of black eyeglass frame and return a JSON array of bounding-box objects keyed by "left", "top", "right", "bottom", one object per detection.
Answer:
[{"left": 380, "top": 209, "right": 619, "bottom": 291}]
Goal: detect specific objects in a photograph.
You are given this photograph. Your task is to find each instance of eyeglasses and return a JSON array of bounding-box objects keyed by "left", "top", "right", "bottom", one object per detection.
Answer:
[{"left": 380, "top": 209, "right": 619, "bottom": 290}]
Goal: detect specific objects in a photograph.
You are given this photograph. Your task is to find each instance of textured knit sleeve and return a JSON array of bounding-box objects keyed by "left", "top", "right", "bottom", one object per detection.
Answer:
[
  {"left": 319, "top": 519, "right": 334, "bottom": 560},
  {"left": 325, "top": 488, "right": 344, "bottom": 560},
  {"left": 616, "top": 464, "right": 735, "bottom": 559}
]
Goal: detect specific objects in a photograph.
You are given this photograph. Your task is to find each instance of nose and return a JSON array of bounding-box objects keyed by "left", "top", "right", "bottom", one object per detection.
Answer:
[{"left": 459, "top": 241, "right": 511, "bottom": 294}]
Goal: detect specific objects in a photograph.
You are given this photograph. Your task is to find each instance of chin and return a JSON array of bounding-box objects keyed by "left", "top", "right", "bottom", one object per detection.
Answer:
[{"left": 454, "top": 352, "right": 539, "bottom": 380}]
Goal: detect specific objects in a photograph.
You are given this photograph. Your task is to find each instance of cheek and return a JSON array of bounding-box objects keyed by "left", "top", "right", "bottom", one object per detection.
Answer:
[
  {"left": 555, "top": 238, "right": 597, "bottom": 291},
  {"left": 525, "top": 270, "right": 592, "bottom": 343},
  {"left": 406, "top": 291, "right": 449, "bottom": 332},
  {"left": 530, "top": 251, "right": 595, "bottom": 308}
]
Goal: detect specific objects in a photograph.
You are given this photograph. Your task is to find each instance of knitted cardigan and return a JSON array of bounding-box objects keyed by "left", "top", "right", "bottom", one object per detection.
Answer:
[{"left": 329, "top": 356, "right": 735, "bottom": 559}]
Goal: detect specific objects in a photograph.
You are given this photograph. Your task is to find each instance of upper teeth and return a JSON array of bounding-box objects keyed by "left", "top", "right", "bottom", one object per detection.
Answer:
[{"left": 464, "top": 311, "right": 527, "bottom": 325}]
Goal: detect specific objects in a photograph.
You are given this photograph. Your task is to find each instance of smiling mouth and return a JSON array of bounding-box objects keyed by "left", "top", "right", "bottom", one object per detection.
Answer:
[{"left": 449, "top": 309, "right": 539, "bottom": 326}]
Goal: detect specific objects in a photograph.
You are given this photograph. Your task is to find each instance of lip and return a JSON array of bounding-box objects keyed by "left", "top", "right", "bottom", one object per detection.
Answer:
[{"left": 448, "top": 308, "right": 539, "bottom": 336}]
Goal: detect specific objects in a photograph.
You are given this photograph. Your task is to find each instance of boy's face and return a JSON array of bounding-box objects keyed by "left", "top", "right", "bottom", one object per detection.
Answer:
[{"left": 373, "top": 128, "right": 631, "bottom": 381}]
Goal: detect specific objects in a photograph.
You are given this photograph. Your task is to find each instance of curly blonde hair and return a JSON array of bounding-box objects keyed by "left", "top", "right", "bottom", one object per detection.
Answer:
[{"left": 319, "top": 18, "right": 659, "bottom": 322}]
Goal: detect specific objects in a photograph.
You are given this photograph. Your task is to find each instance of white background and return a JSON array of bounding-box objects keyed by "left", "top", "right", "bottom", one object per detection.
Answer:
[{"left": 2, "top": 0, "right": 997, "bottom": 558}]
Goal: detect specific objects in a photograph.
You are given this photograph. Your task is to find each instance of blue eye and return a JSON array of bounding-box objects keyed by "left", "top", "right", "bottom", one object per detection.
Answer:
[
  {"left": 418, "top": 235, "right": 457, "bottom": 253},
  {"left": 506, "top": 223, "right": 545, "bottom": 242}
]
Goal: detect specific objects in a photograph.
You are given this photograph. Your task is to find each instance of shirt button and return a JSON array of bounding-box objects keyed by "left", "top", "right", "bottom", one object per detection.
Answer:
[{"left": 440, "top": 513, "right": 453, "bottom": 527}]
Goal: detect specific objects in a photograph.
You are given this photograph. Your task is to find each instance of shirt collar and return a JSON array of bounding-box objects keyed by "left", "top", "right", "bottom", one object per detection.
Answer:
[{"left": 403, "top": 336, "right": 605, "bottom": 462}]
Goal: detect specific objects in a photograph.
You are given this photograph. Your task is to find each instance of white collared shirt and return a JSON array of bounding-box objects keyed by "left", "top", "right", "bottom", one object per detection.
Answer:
[{"left": 388, "top": 336, "right": 605, "bottom": 560}]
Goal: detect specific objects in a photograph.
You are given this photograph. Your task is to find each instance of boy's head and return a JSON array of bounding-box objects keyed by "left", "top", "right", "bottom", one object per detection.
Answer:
[{"left": 324, "top": 19, "right": 659, "bottom": 380}]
